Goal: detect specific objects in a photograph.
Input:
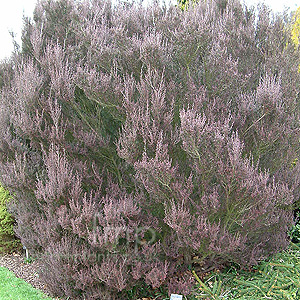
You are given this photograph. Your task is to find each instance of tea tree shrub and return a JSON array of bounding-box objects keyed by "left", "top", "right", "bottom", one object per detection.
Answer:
[{"left": 0, "top": 0, "right": 299, "bottom": 298}]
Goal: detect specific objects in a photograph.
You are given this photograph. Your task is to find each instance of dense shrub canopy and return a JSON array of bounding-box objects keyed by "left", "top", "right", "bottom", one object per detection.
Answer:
[
  {"left": 0, "top": 0, "right": 300, "bottom": 298},
  {"left": 0, "top": 185, "right": 21, "bottom": 254}
]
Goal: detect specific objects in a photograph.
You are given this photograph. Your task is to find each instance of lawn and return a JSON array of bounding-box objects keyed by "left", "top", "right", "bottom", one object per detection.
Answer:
[{"left": 0, "top": 266, "right": 54, "bottom": 300}]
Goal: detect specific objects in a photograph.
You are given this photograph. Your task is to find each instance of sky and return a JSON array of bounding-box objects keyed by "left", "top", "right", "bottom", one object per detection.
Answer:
[{"left": 0, "top": 0, "right": 299, "bottom": 60}]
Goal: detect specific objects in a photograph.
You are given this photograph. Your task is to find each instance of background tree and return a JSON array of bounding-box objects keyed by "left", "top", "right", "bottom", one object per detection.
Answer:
[{"left": 291, "top": 6, "right": 300, "bottom": 48}]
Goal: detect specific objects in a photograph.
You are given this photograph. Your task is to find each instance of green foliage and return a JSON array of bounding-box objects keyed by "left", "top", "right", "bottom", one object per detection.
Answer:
[
  {"left": 177, "top": 0, "right": 190, "bottom": 11},
  {"left": 193, "top": 243, "right": 300, "bottom": 299},
  {"left": 290, "top": 6, "right": 300, "bottom": 75},
  {"left": 291, "top": 7, "right": 300, "bottom": 49},
  {"left": 0, "top": 186, "right": 21, "bottom": 254},
  {"left": 289, "top": 213, "right": 300, "bottom": 243},
  {"left": 177, "top": 0, "right": 229, "bottom": 12},
  {"left": 192, "top": 270, "right": 230, "bottom": 299},
  {"left": 24, "top": 256, "right": 34, "bottom": 264}
]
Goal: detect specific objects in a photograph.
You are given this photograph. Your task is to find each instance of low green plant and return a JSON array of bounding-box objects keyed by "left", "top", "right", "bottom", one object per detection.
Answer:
[
  {"left": 193, "top": 243, "right": 300, "bottom": 300},
  {"left": 289, "top": 213, "right": 300, "bottom": 243},
  {"left": 192, "top": 270, "right": 231, "bottom": 299},
  {"left": 290, "top": 223, "right": 300, "bottom": 243},
  {"left": 24, "top": 256, "right": 34, "bottom": 264},
  {"left": 0, "top": 185, "right": 21, "bottom": 254}
]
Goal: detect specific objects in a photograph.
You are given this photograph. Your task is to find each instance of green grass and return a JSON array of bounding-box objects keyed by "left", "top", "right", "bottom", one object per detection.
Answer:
[
  {"left": 192, "top": 243, "right": 300, "bottom": 300},
  {"left": 0, "top": 266, "right": 55, "bottom": 300}
]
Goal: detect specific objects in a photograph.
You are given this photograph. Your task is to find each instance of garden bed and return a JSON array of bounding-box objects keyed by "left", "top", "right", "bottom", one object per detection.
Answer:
[{"left": 0, "top": 252, "right": 55, "bottom": 298}]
